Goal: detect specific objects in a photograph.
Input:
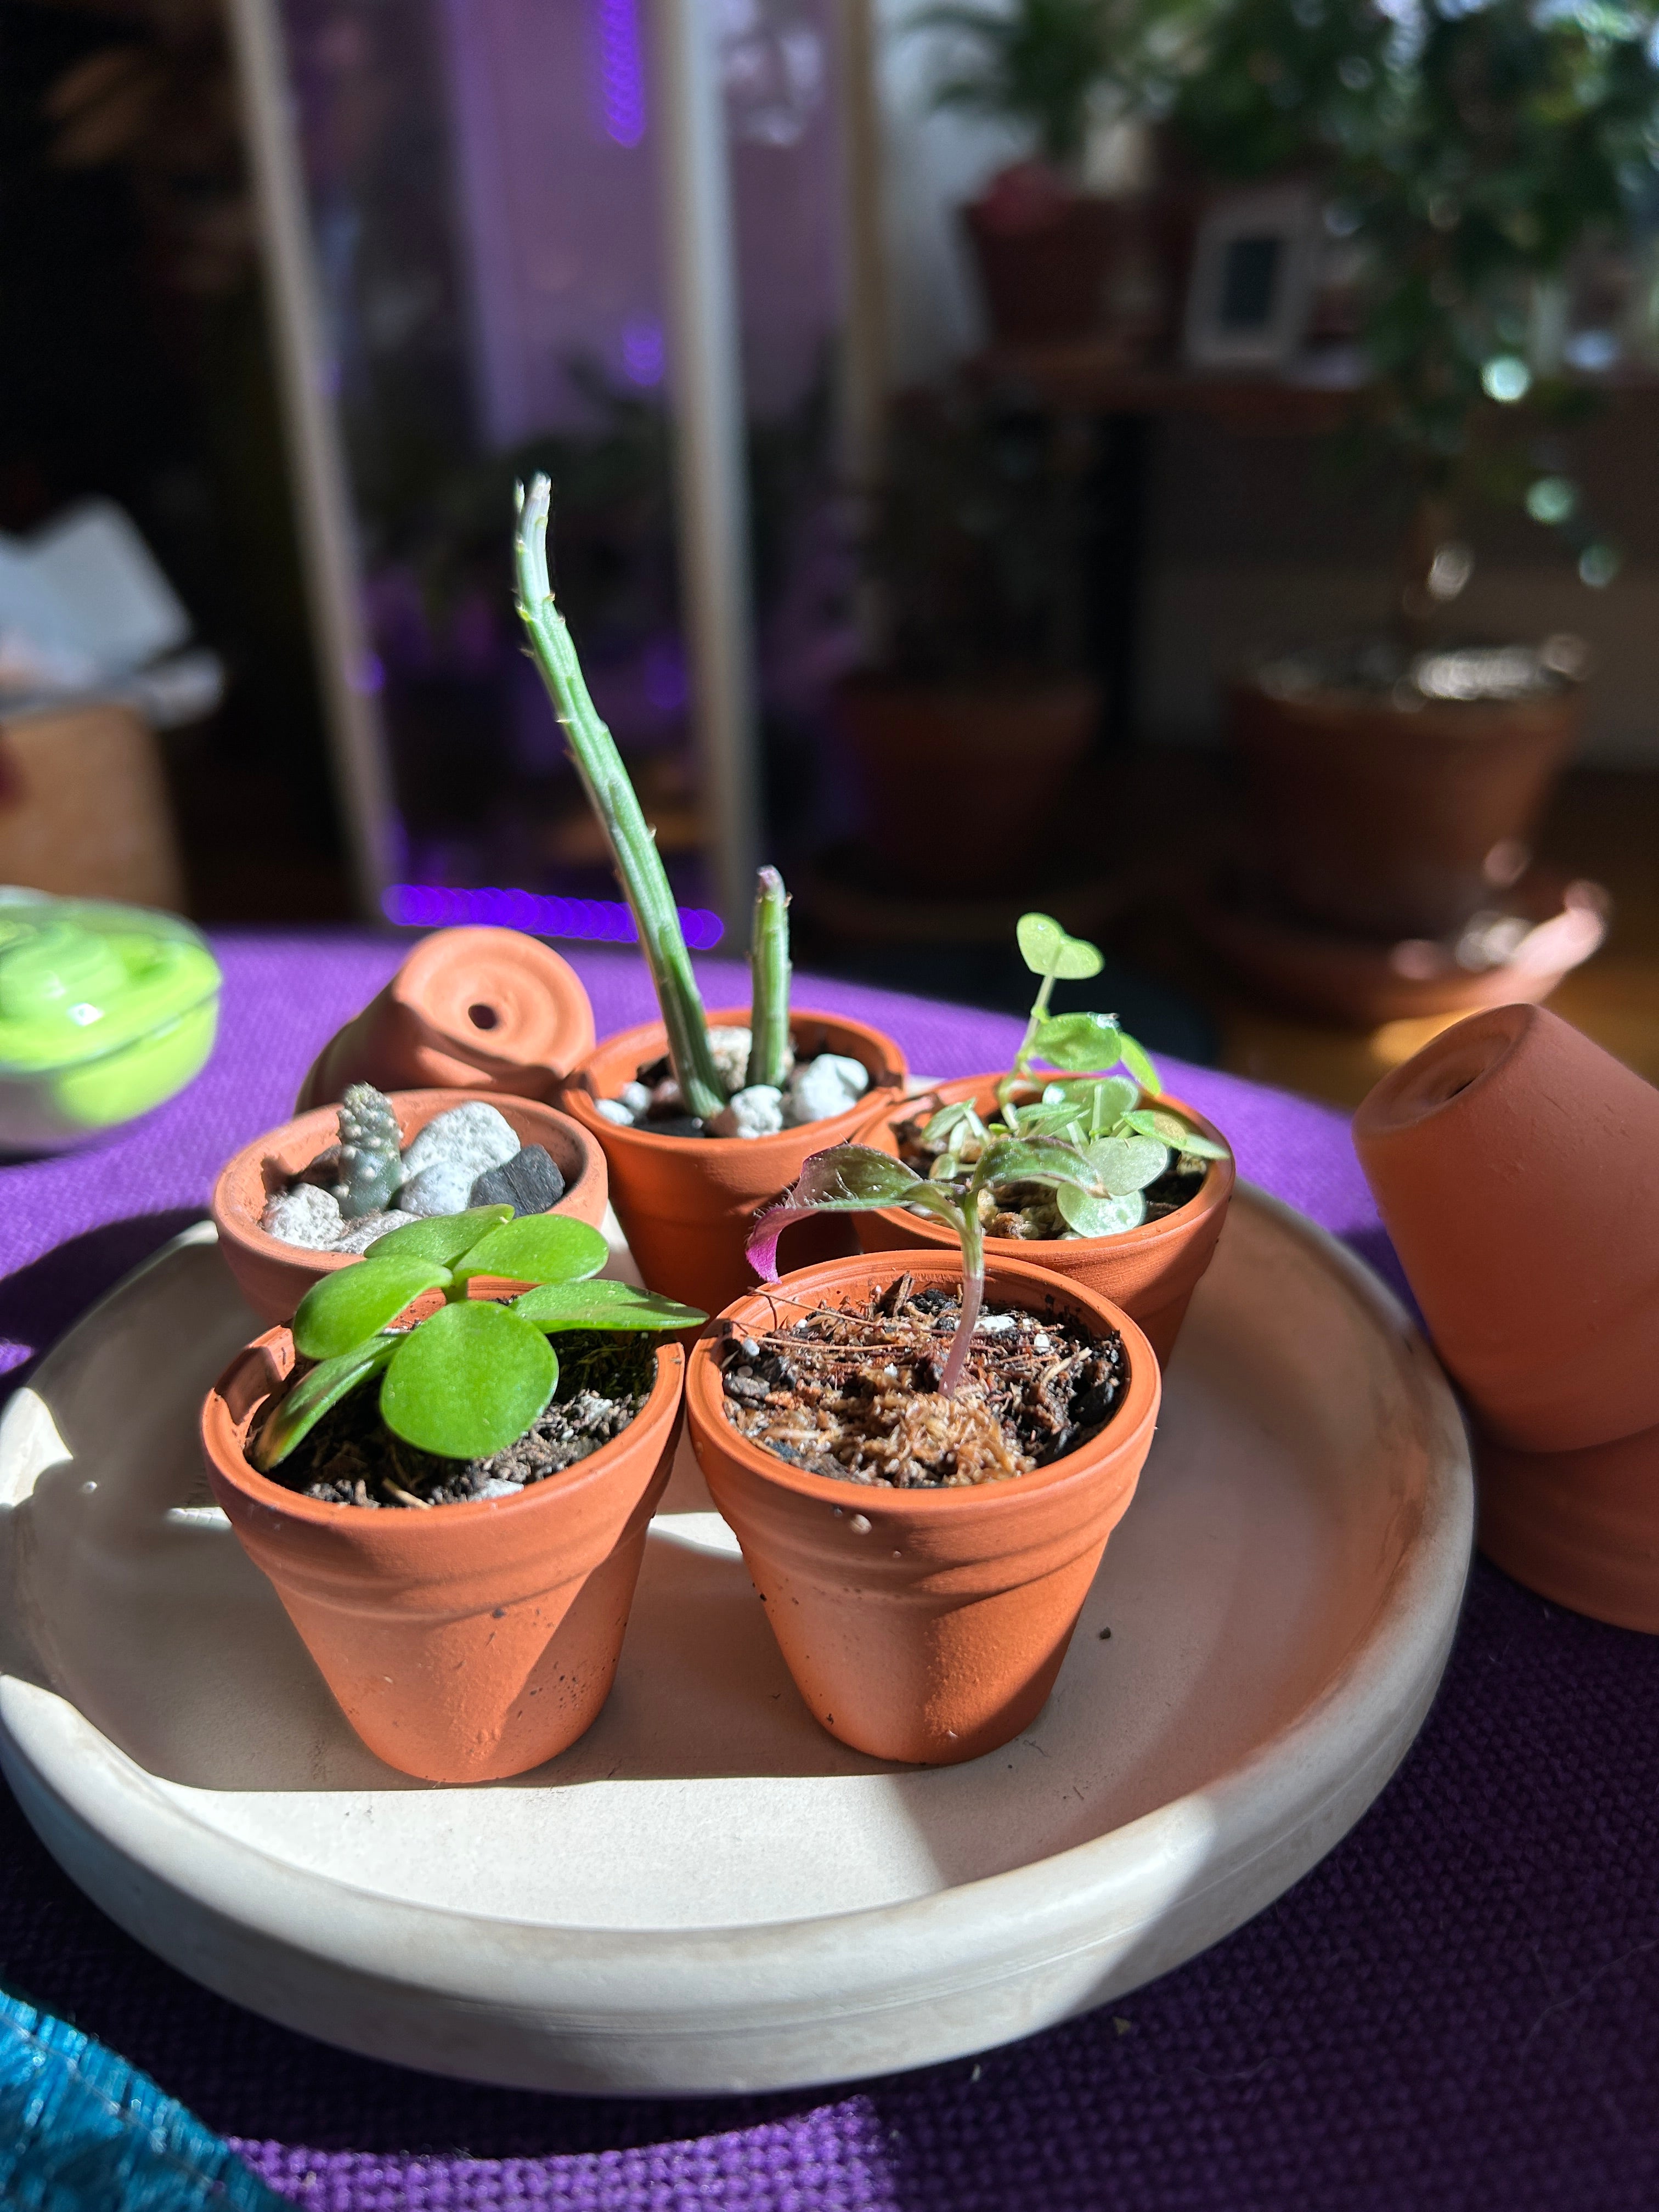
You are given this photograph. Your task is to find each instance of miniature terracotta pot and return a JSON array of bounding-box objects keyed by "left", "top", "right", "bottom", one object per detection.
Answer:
[
  {"left": 849, "top": 1077, "right": 1233, "bottom": 1367},
  {"left": 212, "top": 1090, "right": 608, "bottom": 1327},
  {"left": 1353, "top": 1003, "right": 1659, "bottom": 1454},
  {"left": 296, "top": 928, "right": 595, "bottom": 1110},
  {"left": 200, "top": 1322, "right": 684, "bottom": 1782},
  {"left": 1229, "top": 678, "right": 1583, "bottom": 941},
  {"left": 687, "top": 1250, "right": 1160, "bottom": 1765},
  {"left": 560, "top": 1009, "right": 907, "bottom": 1316},
  {"left": 1476, "top": 1423, "right": 1659, "bottom": 1633}
]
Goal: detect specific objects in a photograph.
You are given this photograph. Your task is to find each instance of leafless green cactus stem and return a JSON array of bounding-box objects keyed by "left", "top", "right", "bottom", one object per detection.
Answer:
[
  {"left": 745, "top": 866, "right": 792, "bottom": 1090},
  {"left": 514, "top": 476, "right": 726, "bottom": 1122}
]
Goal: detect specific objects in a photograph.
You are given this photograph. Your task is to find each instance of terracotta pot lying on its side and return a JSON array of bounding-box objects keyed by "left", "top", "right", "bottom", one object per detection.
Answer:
[
  {"left": 1355, "top": 1002, "right": 1659, "bottom": 1630},
  {"left": 213, "top": 1090, "right": 608, "bottom": 1325},
  {"left": 687, "top": 1250, "right": 1161, "bottom": 1766},
  {"left": 201, "top": 1321, "right": 685, "bottom": 1782},
  {"left": 296, "top": 927, "right": 595, "bottom": 1110},
  {"left": 832, "top": 677, "right": 1098, "bottom": 896},
  {"left": 560, "top": 1009, "right": 907, "bottom": 1317},
  {"left": 1228, "top": 678, "right": 1583, "bottom": 942},
  {"left": 851, "top": 1077, "right": 1233, "bottom": 1368}
]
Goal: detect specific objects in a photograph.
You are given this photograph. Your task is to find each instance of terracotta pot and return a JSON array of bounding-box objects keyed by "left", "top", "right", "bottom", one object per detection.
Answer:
[
  {"left": 1353, "top": 1002, "right": 1659, "bottom": 1454},
  {"left": 201, "top": 1321, "right": 684, "bottom": 1782},
  {"left": 833, "top": 676, "right": 1097, "bottom": 896},
  {"left": 560, "top": 1009, "right": 907, "bottom": 1316},
  {"left": 963, "top": 178, "right": 1118, "bottom": 345},
  {"left": 849, "top": 1076, "right": 1233, "bottom": 1367},
  {"left": 213, "top": 1089, "right": 608, "bottom": 1327},
  {"left": 296, "top": 927, "right": 595, "bottom": 1110},
  {"left": 1228, "top": 678, "right": 1584, "bottom": 941},
  {"left": 1476, "top": 1423, "right": 1659, "bottom": 1633},
  {"left": 686, "top": 1250, "right": 1160, "bottom": 1765}
]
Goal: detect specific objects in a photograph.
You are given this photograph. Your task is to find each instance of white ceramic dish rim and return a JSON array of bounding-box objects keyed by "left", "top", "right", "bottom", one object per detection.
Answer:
[{"left": 0, "top": 1186, "right": 1472, "bottom": 2072}]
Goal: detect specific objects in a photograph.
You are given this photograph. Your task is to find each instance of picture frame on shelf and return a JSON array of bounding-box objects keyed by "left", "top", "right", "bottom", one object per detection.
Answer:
[{"left": 1183, "top": 185, "right": 1319, "bottom": 371}]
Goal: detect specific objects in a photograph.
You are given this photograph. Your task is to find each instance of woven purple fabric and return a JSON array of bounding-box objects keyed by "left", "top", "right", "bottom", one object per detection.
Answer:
[{"left": 2, "top": 933, "right": 1655, "bottom": 2210}]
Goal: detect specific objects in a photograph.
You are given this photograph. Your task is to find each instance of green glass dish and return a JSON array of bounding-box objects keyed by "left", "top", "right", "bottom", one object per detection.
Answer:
[{"left": 0, "top": 890, "right": 220, "bottom": 1153}]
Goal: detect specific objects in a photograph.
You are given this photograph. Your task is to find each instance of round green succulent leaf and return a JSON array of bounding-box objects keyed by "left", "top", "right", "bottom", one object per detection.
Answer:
[
  {"left": 1083, "top": 1135, "right": 1169, "bottom": 1197},
  {"left": 1029, "top": 1012, "right": 1124, "bottom": 1074},
  {"left": 511, "top": 1279, "right": 706, "bottom": 1330},
  {"left": 1058, "top": 1185, "right": 1148, "bottom": 1238},
  {"left": 1017, "top": 912, "right": 1105, "bottom": 982},
  {"left": 291, "top": 1257, "right": 452, "bottom": 1361},
  {"left": 452, "top": 1213, "right": 610, "bottom": 1286},
  {"left": 378, "top": 1300, "right": 557, "bottom": 1459},
  {"left": 366, "top": 1205, "right": 513, "bottom": 1266}
]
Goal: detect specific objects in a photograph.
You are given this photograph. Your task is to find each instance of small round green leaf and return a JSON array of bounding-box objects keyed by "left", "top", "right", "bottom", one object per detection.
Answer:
[
  {"left": 452, "top": 1213, "right": 610, "bottom": 1286},
  {"left": 1119, "top": 1032, "right": 1161, "bottom": 1093},
  {"left": 1017, "top": 911, "right": 1104, "bottom": 982},
  {"left": 1083, "top": 1135, "right": 1169, "bottom": 1197},
  {"left": 291, "top": 1257, "right": 452, "bottom": 1362},
  {"left": 366, "top": 1205, "right": 512, "bottom": 1266},
  {"left": 379, "top": 1301, "right": 557, "bottom": 1458},
  {"left": 1058, "top": 1186, "right": 1147, "bottom": 1238},
  {"left": 511, "top": 1279, "right": 707, "bottom": 1331},
  {"left": 1029, "top": 1013, "right": 1124, "bottom": 1074}
]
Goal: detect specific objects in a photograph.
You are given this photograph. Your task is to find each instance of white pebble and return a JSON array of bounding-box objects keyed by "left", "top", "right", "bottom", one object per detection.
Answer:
[
  {"left": 1032, "top": 1333, "right": 1052, "bottom": 1353},
  {"left": 471, "top": 1478, "right": 522, "bottom": 1502},
  {"left": 782, "top": 1053, "right": 870, "bottom": 1128},
  {"left": 618, "top": 1081, "right": 652, "bottom": 1116},
  {"left": 710, "top": 1084, "right": 785, "bottom": 1139},
  {"left": 331, "top": 1209, "right": 417, "bottom": 1253},
  {"left": 400, "top": 1102, "right": 519, "bottom": 1181},
  {"left": 261, "top": 1183, "right": 342, "bottom": 1250},
  {"left": 707, "top": 1025, "right": 753, "bottom": 1096},
  {"left": 397, "top": 1161, "right": 477, "bottom": 1218},
  {"left": 974, "top": 1312, "right": 1015, "bottom": 1335},
  {"left": 596, "top": 1098, "right": 635, "bottom": 1125}
]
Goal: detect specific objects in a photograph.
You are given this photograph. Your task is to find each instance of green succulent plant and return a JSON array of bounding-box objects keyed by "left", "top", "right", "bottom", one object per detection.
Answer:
[{"left": 255, "top": 1204, "right": 704, "bottom": 1472}]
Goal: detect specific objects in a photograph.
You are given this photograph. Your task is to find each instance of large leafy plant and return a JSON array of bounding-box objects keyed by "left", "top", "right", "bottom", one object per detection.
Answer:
[{"left": 255, "top": 1205, "right": 703, "bottom": 1472}]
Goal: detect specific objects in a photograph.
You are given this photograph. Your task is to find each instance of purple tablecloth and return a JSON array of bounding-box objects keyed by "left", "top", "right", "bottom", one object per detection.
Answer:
[{"left": 1, "top": 934, "right": 1655, "bottom": 2210}]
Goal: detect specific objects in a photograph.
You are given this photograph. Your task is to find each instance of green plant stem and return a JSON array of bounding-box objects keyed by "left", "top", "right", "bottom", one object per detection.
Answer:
[
  {"left": 514, "top": 476, "right": 725, "bottom": 1122},
  {"left": 937, "top": 1199, "right": 984, "bottom": 1397},
  {"left": 746, "top": 866, "right": 792, "bottom": 1090},
  {"left": 1001, "top": 956, "right": 1061, "bottom": 1122}
]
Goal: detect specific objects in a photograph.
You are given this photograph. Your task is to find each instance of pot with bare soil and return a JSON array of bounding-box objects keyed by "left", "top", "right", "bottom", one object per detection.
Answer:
[{"left": 201, "top": 1206, "right": 702, "bottom": 1781}]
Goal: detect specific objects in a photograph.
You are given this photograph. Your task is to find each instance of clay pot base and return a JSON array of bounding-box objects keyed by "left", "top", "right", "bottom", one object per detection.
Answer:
[
  {"left": 1197, "top": 869, "right": 1609, "bottom": 1026},
  {"left": 0, "top": 1194, "right": 1469, "bottom": 2091},
  {"left": 1478, "top": 1423, "right": 1659, "bottom": 1633}
]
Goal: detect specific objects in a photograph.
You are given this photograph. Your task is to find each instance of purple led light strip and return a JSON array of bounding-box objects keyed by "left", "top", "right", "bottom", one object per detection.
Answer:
[
  {"left": 382, "top": 883, "right": 723, "bottom": 951},
  {"left": 592, "top": 0, "right": 646, "bottom": 146}
]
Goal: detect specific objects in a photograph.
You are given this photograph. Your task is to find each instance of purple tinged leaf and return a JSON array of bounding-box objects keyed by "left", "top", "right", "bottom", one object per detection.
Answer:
[{"left": 746, "top": 1146, "right": 923, "bottom": 1281}]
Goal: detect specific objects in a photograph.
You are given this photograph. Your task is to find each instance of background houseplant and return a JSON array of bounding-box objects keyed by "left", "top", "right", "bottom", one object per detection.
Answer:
[{"left": 1175, "top": 0, "right": 1659, "bottom": 962}]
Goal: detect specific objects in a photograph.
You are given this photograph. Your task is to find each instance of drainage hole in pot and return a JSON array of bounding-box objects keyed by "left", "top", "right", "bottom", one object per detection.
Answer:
[{"left": 469, "top": 1003, "right": 500, "bottom": 1030}]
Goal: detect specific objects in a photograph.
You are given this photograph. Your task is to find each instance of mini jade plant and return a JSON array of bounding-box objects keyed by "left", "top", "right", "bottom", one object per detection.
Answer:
[
  {"left": 253, "top": 1204, "right": 704, "bottom": 1475},
  {"left": 514, "top": 477, "right": 794, "bottom": 1118}
]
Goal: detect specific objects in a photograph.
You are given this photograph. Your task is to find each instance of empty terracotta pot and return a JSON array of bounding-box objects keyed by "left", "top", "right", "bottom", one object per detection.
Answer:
[
  {"left": 687, "top": 1250, "right": 1160, "bottom": 1765},
  {"left": 560, "top": 1009, "right": 907, "bottom": 1316},
  {"left": 296, "top": 927, "right": 595, "bottom": 1109},
  {"left": 1477, "top": 1423, "right": 1659, "bottom": 1633},
  {"left": 1353, "top": 1003, "right": 1659, "bottom": 1454},
  {"left": 201, "top": 1322, "right": 684, "bottom": 1782},
  {"left": 850, "top": 1077, "right": 1233, "bottom": 1367},
  {"left": 1229, "top": 678, "right": 1583, "bottom": 941},
  {"left": 213, "top": 1089, "right": 608, "bottom": 1326}
]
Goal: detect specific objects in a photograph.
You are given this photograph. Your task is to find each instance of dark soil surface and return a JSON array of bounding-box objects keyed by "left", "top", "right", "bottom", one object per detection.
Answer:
[
  {"left": 259, "top": 1331, "right": 655, "bottom": 1509},
  {"left": 717, "top": 1276, "right": 1128, "bottom": 1489},
  {"left": 890, "top": 1101, "right": 1208, "bottom": 1239}
]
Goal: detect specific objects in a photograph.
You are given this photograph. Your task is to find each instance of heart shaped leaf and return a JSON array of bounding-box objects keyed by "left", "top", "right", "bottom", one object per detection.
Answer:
[
  {"left": 1057, "top": 1186, "right": 1148, "bottom": 1238},
  {"left": 291, "top": 1257, "right": 452, "bottom": 1361},
  {"left": 1119, "top": 1032, "right": 1161, "bottom": 1093},
  {"left": 366, "top": 1205, "right": 512, "bottom": 1265},
  {"left": 511, "top": 1279, "right": 707, "bottom": 1331},
  {"left": 379, "top": 1301, "right": 557, "bottom": 1459},
  {"left": 975, "top": 1137, "right": 1096, "bottom": 1193},
  {"left": 1047, "top": 1075, "right": 1139, "bottom": 1130},
  {"left": 1029, "top": 1012, "right": 1124, "bottom": 1074},
  {"left": 1082, "top": 1135, "right": 1169, "bottom": 1197},
  {"left": 451, "top": 1213, "right": 610, "bottom": 1286},
  {"left": 747, "top": 1144, "right": 925, "bottom": 1279},
  {"left": 1017, "top": 912, "right": 1105, "bottom": 983},
  {"left": 253, "top": 1335, "right": 398, "bottom": 1470},
  {"left": 1120, "top": 1107, "right": 1229, "bottom": 1160}
]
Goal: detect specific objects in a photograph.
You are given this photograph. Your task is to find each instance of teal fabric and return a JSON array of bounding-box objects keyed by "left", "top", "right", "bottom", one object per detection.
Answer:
[{"left": 0, "top": 1987, "right": 283, "bottom": 2211}]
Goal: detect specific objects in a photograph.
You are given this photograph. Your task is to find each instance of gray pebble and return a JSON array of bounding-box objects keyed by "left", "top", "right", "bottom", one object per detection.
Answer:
[
  {"left": 400, "top": 1103, "right": 519, "bottom": 1182},
  {"left": 782, "top": 1053, "right": 870, "bottom": 1128},
  {"left": 471, "top": 1144, "right": 565, "bottom": 1216},
  {"left": 396, "top": 1161, "right": 478, "bottom": 1218},
  {"left": 262, "top": 1183, "right": 342, "bottom": 1250},
  {"left": 331, "top": 1208, "right": 417, "bottom": 1254},
  {"left": 710, "top": 1084, "right": 785, "bottom": 1139}
]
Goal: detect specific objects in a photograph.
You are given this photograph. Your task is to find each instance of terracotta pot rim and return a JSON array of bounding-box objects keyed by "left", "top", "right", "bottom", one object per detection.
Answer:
[
  {"left": 1353, "top": 1002, "right": 1534, "bottom": 1139},
  {"left": 212, "top": 1088, "right": 604, "bottom": 1282},
  {"left": 855, "top": 1077, "right": 1234, "bottom": 1261},
  {"left": 203, "top": 1328, "right": 685, "bottom": 1532},
  {"left": 687, "top": 1249, "right": 1160, "bottom": 1518},
  {"left": 1229, "top": 672, "right": 1584, "bottom": 721},
  {"left": 562, "top": 1007, "right": 906, "bottom": 1158}
]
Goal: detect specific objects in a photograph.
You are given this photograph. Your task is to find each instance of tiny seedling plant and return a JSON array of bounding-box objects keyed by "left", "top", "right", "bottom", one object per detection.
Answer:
[
  {"left": 254, "top": 1205, "right": 703, "bottom": 1480},
  {"left": 746, "top": 914, "right": 1227, "bottom": 1401}
]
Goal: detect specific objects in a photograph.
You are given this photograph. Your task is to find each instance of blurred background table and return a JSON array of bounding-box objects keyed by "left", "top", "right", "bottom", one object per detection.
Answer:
[{"left": 1, "top": 936, "right": 1656, "bottom": 2211}]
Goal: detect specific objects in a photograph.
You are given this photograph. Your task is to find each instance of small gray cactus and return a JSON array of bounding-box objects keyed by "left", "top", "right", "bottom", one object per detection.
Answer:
[{"left": 331, "top": 1084, "right": 402, "bottom": 1219}]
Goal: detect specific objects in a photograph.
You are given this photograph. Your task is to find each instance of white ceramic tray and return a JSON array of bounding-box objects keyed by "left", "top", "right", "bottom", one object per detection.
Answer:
[{"left": 0, "top": 1186, "right": 1470, "bottom": 2096}]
